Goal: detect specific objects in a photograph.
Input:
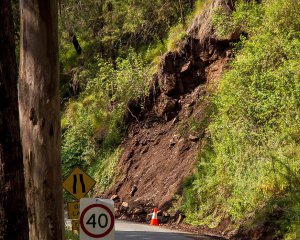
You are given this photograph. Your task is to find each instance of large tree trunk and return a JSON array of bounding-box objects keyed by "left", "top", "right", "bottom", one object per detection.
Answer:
[
  {"left": 0, "top": 1, "right": 29, "bottom": 239},
  {"left": 19, "top": 1, "right": 64, "bottom": 239}
]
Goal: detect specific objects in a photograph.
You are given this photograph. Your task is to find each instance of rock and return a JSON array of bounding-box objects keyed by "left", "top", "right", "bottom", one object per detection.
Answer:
[
  {"left": 227, "top": 228, "right": 239, "bottom": 238},
  {"left": 171, "top": 116, "right": 179, "bottom": 126},
  {"left": 124, "top": 149, "right": 134, "bottom": 160},
  {"left": 163, "top": 212, "right": 170, "bottom": 217},
  {"left": 160, "top": 52, "right": 175, "bottom": 74},
  {"left": 131, "top": 214, "right": 143, "bottom": 221},
  {"left": 130, "top": 185, "right": 138, "bottom": 197},
  {"left": 226, "top": 49, "right": 234, "bottom": 58},
  {"left": 174, "top": 134, "right": 180, "bottom": 140},
  {"left": 120, "top": 202, "right": 129, "bottom": 212},
  {"left": 161, "top": 212, "right": 170, "bottom": 223},
  {"left": 132, "top": 206, "right": 145, "bottom": 215},
  {"left": 153, "top": 137, "right": 160, "bottom": 145},
  {"left": 170, "top": 139, "right": 176, "bottom": 146},
  {"left": 110, "top": 194, "right": 120, "bottom": 203},
  {"left": 189, "top": 134, "right": 199, "bottom": 142},
  {"left": 187, "top": 101, "right": 195, "bottom": 107},
  {"left": 155, "top": 94, "right": 178, "bottom": 118},
  {"left": 141, "top": 139, "right": 148, "bottom": 146},
  {"left": 170, "top": 134, "right": 180, "bottom": 146},
  {"left": 114, "top": 208, "right": 121, "bottom": 218},
  {"left": 140, "top": 146, "right": 149, "bottom": 154},
  {"left": 178, "top": 139, "right": 190, "bottom": 154},
  {"left": 184, "top": 107, "right": 193, "bottom": 118},
  {"left": 159, "top": 74, "right": 177, "bottom": 95},
  {"left": 158, "top": 130, "right": 166, "bottom": 135},
  {"left": 176, "top": 213, "right": 185, "bottom": 225},
  {"left": 211, "top": 64, "right": 219, "bottom": 72},
  {"left": 115, "top": 202, "right": 122, "bottom": 209},
  {"left": 180, "top": 61, "right": 192, "bottom": 73},
  {"left": 122, "top": 202, "right": 129, "bottom": 208}
]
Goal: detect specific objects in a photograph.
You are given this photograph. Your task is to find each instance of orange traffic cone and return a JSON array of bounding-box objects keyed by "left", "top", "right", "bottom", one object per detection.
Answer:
[{"left": 150, "top": 208, "right": 159, "bottom": 226}]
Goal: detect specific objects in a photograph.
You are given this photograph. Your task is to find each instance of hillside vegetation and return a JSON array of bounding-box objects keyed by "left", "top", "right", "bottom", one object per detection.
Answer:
[
  {"left": 60, "top": 0, "right": 205, "bottom": 196},
  {"left": 60, "top": 0, "right": 300, "bottom": 238},
  {"left": 182, "top": 0, "right": 300, "bottom": 238}
]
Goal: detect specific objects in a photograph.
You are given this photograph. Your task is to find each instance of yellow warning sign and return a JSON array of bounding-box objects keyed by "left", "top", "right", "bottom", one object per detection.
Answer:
[
  {"left": 63, "top": 167, "right": 96, "bottom": 200},
  {"left": 67, "top": 201, "right": 80, "bottom": 219},
  {"left": 72, "top": 219, "right": 80, "bottom": 233}
]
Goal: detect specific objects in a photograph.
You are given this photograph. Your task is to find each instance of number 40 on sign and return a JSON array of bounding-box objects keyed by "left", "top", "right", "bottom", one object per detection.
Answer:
[{"left": 80, "top": 198, "right": 115, "bottom": 240}]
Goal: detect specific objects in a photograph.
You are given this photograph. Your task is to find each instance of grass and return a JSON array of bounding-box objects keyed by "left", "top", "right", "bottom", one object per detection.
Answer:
[
  {"left": 65, "top": 230, "right": 79, "bottom": 240},
  {"left": 181, "top": 0, "right": 300, "bottom": 238}
]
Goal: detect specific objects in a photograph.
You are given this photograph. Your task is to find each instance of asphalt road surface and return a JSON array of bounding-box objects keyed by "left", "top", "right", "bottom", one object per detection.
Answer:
[
  {"left": 115, "top": 220, "right": 218, "bottom": 240},
  {"left": 65, "top": 213, "right": 221, "bottom": 239}
]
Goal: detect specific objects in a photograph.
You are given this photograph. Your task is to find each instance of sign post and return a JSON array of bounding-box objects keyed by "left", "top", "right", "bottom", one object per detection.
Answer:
[
  {"left": 67, "top": 201, "right": 80, "bottom": 219},
  {"left": 63, "top": 167, "right": 96, "bottom": 234},
  {"left": 72, "top": 219, "right": 80, "bottom": 232},
  {"left": 80, "top": 198, "right": 115, "bottom": 240}
]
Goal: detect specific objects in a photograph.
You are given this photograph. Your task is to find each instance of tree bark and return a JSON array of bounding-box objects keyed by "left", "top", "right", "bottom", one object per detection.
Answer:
[
  {"left": 0, "top": 1, "right": 29, "bottom": 239},
  {"left": 19, "top": 0, "right": 64, "bottom": 239},
  {"left": 71, "top": 34, "right": 82, "bottom": 54},
  {"left": 179, "top": 0, "right": 185, "bottom": 26},
  {"left": 189, "top": 0, "right": 194, "bottom": 10}
]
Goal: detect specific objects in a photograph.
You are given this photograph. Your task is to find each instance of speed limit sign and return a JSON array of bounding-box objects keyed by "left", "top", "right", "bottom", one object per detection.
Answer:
[{"left": 80, "top": 198, "right": 115, "bottom": 240}]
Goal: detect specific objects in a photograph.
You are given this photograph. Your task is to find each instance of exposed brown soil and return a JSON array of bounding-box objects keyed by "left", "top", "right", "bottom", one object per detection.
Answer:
[
  {"left": 107, "top": 86, "right": 204, "bottom": 207},
  {"left": 103, "top": 38, "right": 233, "bottom": 204},
  {"left": 101, "top": 43, "right": 233, "bottom": 236},
  {"left": 99, "top": 0, "right": 274, "bottom": 239}
]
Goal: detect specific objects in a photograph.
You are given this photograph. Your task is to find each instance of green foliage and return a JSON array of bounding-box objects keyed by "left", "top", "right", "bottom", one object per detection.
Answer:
[
  {"left": 185, "top": 0, "right": 208, "bottom": 27},
  {"left": 62, "top": 50, "right": 151, "bottom": 197},
  {"left": 142, "top": 41, "right": 167, "bottom": 64},
  {"left": 183, "top": 0, "right": 300, "bottom": 238},
  {"left": 89, "top": 148, "right": 123, "bottom": 193},
  {"left": 60, "top": 0, "right": 207, "bottom": 202},
  {"left": 167, "top": 23, "right": 188, "bottom": 51},
  {"left": 65, "top": 230, "right": 78, "bottom": 240},
  {"left": 60, "top": 0, "right": 193, "bottom": 57},
  {"left": 59, "top": 0, "right": 206, "bottom": 82},
  {"left": 212, "top": 0, "right": 264, "bottom": 39},
  {"left": 167, "top": 0, "right": 207, "bottom": 52}
]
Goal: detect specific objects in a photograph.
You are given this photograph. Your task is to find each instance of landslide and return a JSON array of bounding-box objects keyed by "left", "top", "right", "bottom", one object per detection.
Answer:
[{"left": 104, "top": 0, "right": 238, "bottom": 220}]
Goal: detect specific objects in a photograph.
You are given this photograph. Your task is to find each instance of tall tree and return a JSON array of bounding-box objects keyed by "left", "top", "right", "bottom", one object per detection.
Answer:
[
  {"left": 0, "top": 1, "right": 29, "bottom": 239},
  {"left": 19, "top": 0, "right": 64, "bottom": 239}
]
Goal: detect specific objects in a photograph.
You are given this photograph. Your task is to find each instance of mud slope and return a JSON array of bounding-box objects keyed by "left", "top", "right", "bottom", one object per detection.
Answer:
[{"left": 105, "top": 0, "right": 238, "bottom": 214}]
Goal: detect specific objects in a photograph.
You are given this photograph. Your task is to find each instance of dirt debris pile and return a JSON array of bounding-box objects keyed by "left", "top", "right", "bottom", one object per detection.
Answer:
[{"left": 102, "top": 0, "right": 237, "bottom": 223}]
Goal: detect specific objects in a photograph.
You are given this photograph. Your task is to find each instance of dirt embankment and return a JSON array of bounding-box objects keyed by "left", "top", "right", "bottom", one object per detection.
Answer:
[
  {"left": 105, "top": 37, "right": 234, "bottom": 207},
  {"left": 102, "top": 0, "right": 238, "bottom": 237}
]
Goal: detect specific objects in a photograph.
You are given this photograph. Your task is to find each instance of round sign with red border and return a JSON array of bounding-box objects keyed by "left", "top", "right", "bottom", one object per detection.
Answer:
[{"left": 80, "top": 203, "right": 115, "bottom": 238}]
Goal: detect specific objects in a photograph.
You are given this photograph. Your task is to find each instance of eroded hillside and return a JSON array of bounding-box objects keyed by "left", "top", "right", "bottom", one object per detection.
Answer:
[
  {"left": 60, "top": 0, "right": 300, "bottom": 239},
  {"left": 103, "top": 0, "right": 237, "bottom": 222}
]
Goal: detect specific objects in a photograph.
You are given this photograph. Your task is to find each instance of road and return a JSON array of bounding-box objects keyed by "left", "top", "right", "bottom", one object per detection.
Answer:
[
  {"left": 65, "top": 215, "right": 221, "bottom": 239},
  {"left": 115, "top": 220, "right": 219, "bottom": 240}
]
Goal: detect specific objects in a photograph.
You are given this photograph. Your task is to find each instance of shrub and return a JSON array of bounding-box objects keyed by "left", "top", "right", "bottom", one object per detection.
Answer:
[
  {"left": 182, "top": 0, "right": 300, "bottom": 237},
  {"left": 62, "top": 50, "right": 151, "bottom": 198}
]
